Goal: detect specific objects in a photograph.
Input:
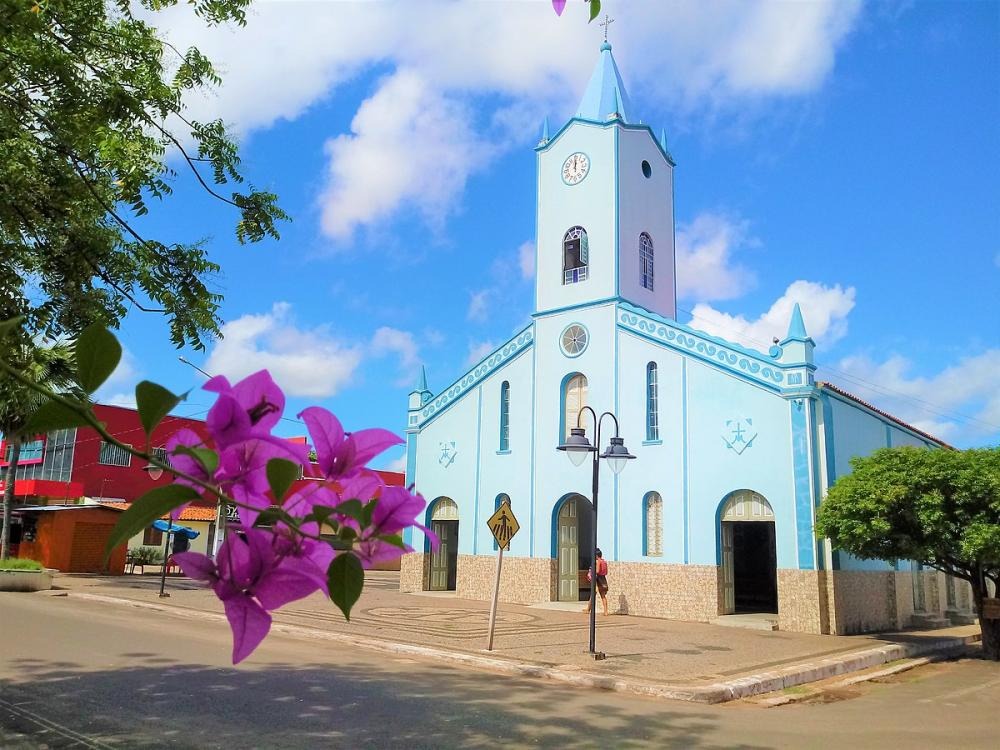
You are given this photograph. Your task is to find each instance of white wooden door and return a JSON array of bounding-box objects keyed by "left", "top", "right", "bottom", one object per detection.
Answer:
[
  {"left": 558, "top": 500, "right": 579, "bottom": 601},
  {"left": 721, "top": 522, "right": 735, "bottom": 614}
]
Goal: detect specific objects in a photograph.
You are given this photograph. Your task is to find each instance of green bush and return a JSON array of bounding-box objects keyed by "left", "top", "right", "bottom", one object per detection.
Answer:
[
  {"left": 0, "top": 558, "right": 43, "bottom": 571},
  {"left": 129, "top": 546, "right": 164, "bottom": 565}
]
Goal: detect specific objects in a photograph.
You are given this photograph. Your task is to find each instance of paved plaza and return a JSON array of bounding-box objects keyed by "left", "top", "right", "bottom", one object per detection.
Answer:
[{"left": 47, "top": 571, "right": 980, "bottom": 696}]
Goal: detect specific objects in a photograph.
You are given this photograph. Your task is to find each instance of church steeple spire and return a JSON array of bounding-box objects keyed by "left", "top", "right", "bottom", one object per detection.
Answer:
[{"left": 576, "top": 42, "right": 632, "bottom": 123}]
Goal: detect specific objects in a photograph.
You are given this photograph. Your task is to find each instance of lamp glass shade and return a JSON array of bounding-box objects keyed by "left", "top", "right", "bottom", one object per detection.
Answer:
[
  {"left": 568, "top": 449, "right": 589, "bottom": 467},
  {"left": 558, "top": 427, "right": 595, "bottom": 466},
  {"left": 601, "top": 437, "right": 635, "bottom": 475},
  {"left": 144, "top": 464, "right": 164, "bottom": 481}
]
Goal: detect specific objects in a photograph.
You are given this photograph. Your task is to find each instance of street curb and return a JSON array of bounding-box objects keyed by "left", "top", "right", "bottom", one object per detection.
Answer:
[{"left": 66, "top": 591, "right": 981, "bottom": 705}]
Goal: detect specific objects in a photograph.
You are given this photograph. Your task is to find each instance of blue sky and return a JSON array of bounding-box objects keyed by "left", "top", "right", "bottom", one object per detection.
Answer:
[{"left": 102, "top": 0, "right": 1000, "bottom": 463}]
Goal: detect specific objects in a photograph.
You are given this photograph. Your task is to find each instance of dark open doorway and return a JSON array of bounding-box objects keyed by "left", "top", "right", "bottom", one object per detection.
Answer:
[{"left": 732, "top": 521, "right": 777, "bottom": 613}]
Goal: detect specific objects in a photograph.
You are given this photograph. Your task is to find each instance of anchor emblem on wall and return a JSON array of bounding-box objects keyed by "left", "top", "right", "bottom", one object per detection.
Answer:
[
  {"left": 722, "top": 418, "right": 758, "bottom": 456},
  {"left": 439, "top": 441, "right": 457, "bottom": 467}
]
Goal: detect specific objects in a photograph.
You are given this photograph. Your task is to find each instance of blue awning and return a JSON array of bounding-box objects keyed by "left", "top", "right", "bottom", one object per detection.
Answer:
[{"left": 151, "top": 519, "right": 200, "bottom": 539}]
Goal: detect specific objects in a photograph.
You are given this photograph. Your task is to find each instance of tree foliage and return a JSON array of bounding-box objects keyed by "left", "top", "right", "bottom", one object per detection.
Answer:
[
  {"left": 0, "top": 338, "right": 78, "bottom": 559},
  {"left": 817, "top": 446, "right": 1000, "bottom": 658},
  {"left": 0, "top": 0, "right": 288, "bottom": 349}
]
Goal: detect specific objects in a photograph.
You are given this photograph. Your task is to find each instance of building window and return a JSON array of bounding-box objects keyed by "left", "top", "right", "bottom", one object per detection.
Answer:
[
  {"left": 493, "top": 493, "right": 511, "bottom": 550},
  {"left": 644, "top": 492, "right": 663, "bottom": 557},
  {"left": 99, "top": 441, "right": 132, "bottom": 467},
  {"left": 646, "top": 362, "right": 659, "bottom": 441},
  {"left": 640, "top": 232, "right": 654, "bottom": 291},
  {"left": 562, "top": 373, "right": 588, "bottom": 440},
  {"left": 151, "top": 446, "right": 168, "bottom": 465},
  {"left": 143, "top": 527, "right": 163, "bottom": 546},
  {"left": 499, "top": 381, "right": 510, "bottom": 452},
  {"left": 563, "top": 226, "right": 589, "bottom": 284}
]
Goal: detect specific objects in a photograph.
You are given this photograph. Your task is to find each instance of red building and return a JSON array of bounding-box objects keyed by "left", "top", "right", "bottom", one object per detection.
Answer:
[{"left": 3, "top": 403, "right": 404, "bottom": 566}]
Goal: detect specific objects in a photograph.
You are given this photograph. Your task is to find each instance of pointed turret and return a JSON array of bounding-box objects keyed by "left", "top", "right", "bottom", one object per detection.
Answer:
[
  {"left": 540, "top": 116, "right": 550, "bottom": 145},
  {"left": 779, "top": 303, "right": 815, "bottom": 365},
  {"left": 576, "top": 42, "right": 632, "bottom": 123},
  {"left": 659, "top": 128, "right": 674, "bottom": 164},
  {"left": 408, "top": 366, "right": 432, "bottom": 410}
]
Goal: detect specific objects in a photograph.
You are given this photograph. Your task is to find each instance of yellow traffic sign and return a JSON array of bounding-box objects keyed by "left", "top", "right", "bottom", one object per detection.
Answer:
[{"left": 487, "top": 501, "right": 520, "bottom": 550}]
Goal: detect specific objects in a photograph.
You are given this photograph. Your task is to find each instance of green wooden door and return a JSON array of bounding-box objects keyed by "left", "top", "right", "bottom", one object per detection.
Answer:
[
  {"left": 430, "top": 520, "right": 458, "bottom": 591},
  {"left": 558, "top": 499, "right": 579, "bottom": 601}
]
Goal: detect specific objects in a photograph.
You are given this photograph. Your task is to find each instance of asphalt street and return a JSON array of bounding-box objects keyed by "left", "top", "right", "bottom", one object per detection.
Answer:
[{"left": 1, "top": 593, "right": 997, "bottom": 749}]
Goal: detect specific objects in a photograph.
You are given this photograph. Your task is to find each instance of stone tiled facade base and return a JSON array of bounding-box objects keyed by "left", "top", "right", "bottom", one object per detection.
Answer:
[
  {"left": 777, "top": 570, "right": 829, "bottom": 634},
  {"left": 607, "top": 562, "right": 720, "bottom": 621},
  {"left": 399, "top": 552, "right": 426, "bottom": 592},
  {"left": 455, "top": 554, "right": 553, "bottom": 605},
  {"left": 829, "top": 571, "right": 897, "bottom": 634}
]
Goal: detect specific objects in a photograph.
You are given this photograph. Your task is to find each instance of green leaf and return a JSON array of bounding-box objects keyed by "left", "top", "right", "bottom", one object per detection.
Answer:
[
  {"left": 171, "top": 444, "right": 219, "bottom": 474},
  {"left": 332, "top": 499, "right": 365, "bottom": 524},
  {"left": 105, "top": 484, "right": 201, "bottom": 557},
  {"left": 266, "top": 458, "right": 299, "bottom": 502},
  {"left": 0, "top": 317, "right": 24, "bottom": 338},
  {"left": 75, "top": 325, "right": 122, "bottom": 393},
  {"left": 135, "top": 381, "right": 182, "bottom": 437},
  {"left": 23, "top": 399, "right": 92, "bottom": 434},
  {"left": 327, "top": 553, "right": 364, "bottom": 620},
  {"left": 377, "top": 533, "right": 407, "bottom": 550},
  {"left": 301, "top": 505, "right": 336, "bottom": 526},
  {"left": 252, "top": 506, "right": 293, "bottom": 528},
  {"left": 589, "top": 0, "right": 601, "bottom": 22}
]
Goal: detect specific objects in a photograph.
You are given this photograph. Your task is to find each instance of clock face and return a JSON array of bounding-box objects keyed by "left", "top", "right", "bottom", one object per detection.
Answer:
[{"left": 561, "top": 152, "right": 590, "bottom": 185}]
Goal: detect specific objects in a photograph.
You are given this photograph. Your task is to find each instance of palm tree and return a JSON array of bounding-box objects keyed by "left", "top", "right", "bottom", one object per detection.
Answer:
[{"left": 1, "top": 341, "right": 77, "bottom": 559}]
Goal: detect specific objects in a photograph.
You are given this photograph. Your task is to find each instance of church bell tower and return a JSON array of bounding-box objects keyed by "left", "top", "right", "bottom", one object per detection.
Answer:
[{"left": 534, "top": 42, "right": 676, "bottom": 321}]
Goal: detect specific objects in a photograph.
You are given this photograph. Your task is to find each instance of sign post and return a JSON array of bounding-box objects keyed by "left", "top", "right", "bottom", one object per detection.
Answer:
[{"left": 485, "top": 500, "right": 520, "bottom": 651}]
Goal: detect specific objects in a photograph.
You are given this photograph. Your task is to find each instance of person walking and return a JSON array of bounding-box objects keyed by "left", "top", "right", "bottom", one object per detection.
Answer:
[{"left": 584, "top": 548, "right": 610, "bottom": 616}]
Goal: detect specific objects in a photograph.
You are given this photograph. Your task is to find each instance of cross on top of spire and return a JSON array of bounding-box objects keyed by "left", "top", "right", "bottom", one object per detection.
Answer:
[{"left": 599, "top": 14, "right": 614, "bottom": 43}]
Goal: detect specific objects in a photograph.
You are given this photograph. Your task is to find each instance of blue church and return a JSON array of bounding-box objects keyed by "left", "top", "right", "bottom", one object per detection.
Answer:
[{"left": 400, "top": 43, "right": 972, "bottom": 635}]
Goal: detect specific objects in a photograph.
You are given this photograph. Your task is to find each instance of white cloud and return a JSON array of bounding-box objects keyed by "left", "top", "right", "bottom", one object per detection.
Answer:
[
  {"left": 467, "top": 290, "right": 490, "bottom": 322},
  {"left": 465, "top": 340, "right": 497, "bottom": 368},
  {"left": 688, "top": 280, "right": 856, "bottom": 352},
  {"left": 676, "top": 212, "right": 757, "bottom": 301},
  {"left": 825, "top": 351, "right": 1000, "bottom": 445},
  {"left": 95, "top": 348, "right": 141, "bottom": 408},
  {"left": 370, "top": 326, "right": 421, "bottom": 386},
  {"left": 384, "top": 453, "right": 407, "bottom": 474},
  {"left": 319, "top": 70, "right": 483, "bottom": 240},
  {"left": 518, "top": 241, "right": 536, "bottom": 280},
  {"left": 205, "top": 302, "right": 363, "bottom": 398},
  {"left": 152, "top": 1, "right": 863, "bottom": 239}
]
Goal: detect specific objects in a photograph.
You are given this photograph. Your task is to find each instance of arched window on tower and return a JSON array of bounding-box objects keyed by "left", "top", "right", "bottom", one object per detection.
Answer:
[
  {"left": 563, "top": 226, "right": 589, "bottom": 285},
  {"left": 499, "top": 381, "right": 510, "bottom": 452},
  {"left": 640, "top": 232, "right": 654, "bottom": 291},
  {"left": 643, "top": 492, "right": 663, "bottom": 557},
  {"left": 562, "top": 373, "right": 588, "bottom": 440},
  {"left": 646, "top": 362, "right": 659, "bottom": 442}
]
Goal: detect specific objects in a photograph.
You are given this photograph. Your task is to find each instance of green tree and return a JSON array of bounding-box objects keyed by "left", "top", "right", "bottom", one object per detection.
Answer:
[
  {"left": 0, "top": 340, "right": 78, "bottom": 559},
  {"left": 0, "top": 0, "right": 288, "bottom": 349},
  {"left": 816, "top": 446, "right": 1000, "bottom": 660}
]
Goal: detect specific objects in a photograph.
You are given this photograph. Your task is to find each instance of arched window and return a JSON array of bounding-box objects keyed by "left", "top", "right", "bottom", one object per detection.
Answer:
[
  {"left": 562, "top": 373, "right": 588, "bottom": 440},
  {"left": 499, "top": 381, "right": 510, "bottom": 452},
  {"left": 493, "top": 493, "right": 511, "bottom": 550},
  {"left": 646, "top": 362, "right": 659, "bottom": 441},
  {"left": 640, "top": 232, "right": 654, "bottom": 291},
  {"left": 563, "top": 226, "right": 589, "bottom": 285},
  {"left": 644, "top": 492, "right": 663, "bottom": 557}
]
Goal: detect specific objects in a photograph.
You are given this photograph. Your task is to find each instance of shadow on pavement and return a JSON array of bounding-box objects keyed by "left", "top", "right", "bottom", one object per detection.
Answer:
[{"left": 1, "top": 654, "right": 766, "bottom": 750}]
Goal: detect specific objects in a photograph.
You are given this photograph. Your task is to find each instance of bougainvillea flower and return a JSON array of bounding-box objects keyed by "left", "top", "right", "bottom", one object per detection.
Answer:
[
  {"left": 204, "top": 370, "right": 287, "bottom": 449},
  {"left": 216, "top": 437, "right": 309, "bottom": 525},
  {"left": 299, "top": 406, "right": 402, "bottom": 481},
  {"left": 175, "top": 526, "right": 329, "bottom": 663},
  {"left": 552, "top": 0, "right": 566, "bottom": 16}
]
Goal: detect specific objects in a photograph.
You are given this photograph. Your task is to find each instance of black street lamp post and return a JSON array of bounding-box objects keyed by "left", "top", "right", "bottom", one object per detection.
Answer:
[{"left": 558, "top": 406, "right": 635, "bottom": 659}]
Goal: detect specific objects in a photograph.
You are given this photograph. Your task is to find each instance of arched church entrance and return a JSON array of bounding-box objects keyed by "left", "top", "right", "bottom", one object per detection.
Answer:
[
  {"left": 427, "top": 497, "right": 459, "bottom": 591},
  {"left": 719, "top": 490, "right": 777, "bottom": 614},
  {"left": 554, "top": 494, "right": 593, "bottom": 602}
]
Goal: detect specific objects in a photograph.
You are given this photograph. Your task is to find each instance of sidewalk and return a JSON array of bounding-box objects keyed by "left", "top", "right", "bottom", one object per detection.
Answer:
[{"left": 50, "top": 571, "right": 981, "bottom": 704}]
